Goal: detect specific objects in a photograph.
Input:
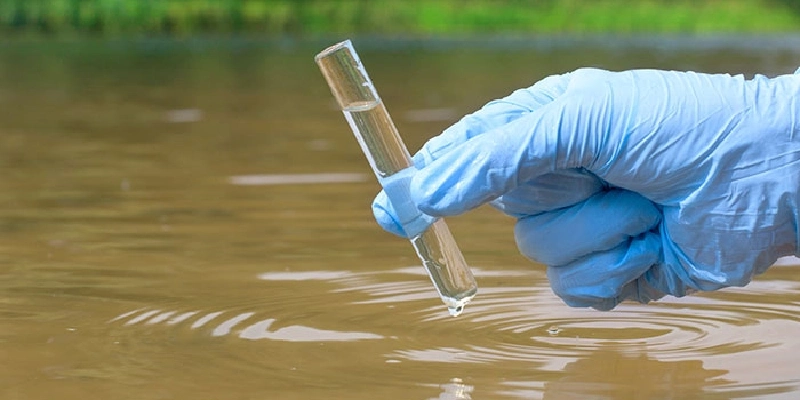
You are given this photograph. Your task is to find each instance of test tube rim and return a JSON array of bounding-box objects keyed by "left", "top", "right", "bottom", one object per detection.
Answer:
[{"left": 314, "top": 40, "right": 353, "bottom": 64}]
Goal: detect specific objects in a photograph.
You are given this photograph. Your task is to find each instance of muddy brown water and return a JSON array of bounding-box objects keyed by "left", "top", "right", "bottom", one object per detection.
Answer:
[{"left": 1, "top": 37, "right": 800, "bottom": 399}]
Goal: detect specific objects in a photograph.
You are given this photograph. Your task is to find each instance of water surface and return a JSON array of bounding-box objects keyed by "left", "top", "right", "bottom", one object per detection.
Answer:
[{"left": 1, "top": 37, "right": 800, "bottom": 400}]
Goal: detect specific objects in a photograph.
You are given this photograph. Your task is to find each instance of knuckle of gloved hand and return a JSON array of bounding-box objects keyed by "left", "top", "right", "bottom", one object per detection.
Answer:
[
  {"left": 566, "top": 67, "right": 614, "bottom": 92},
  {"left": 514, "top": 213, "right": 570, "bottom": 265},
  {"left": 547, "top": 276, "right": 607, "bottom": 309},
  {"left": 547, "top": 270, "right": 609, "bottom": 307},
  {"left": 494, "top": 170, "right": 606, "bottom": 218}
]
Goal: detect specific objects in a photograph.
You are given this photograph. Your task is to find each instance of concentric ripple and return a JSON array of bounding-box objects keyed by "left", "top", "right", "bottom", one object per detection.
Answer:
[
  {"left": 106, "top": 263, "right": 800, "bottom": 398},
  {"left": 109, "top": 264, "right": 800, "bottom": 361},
  {"left": 254, "top": 264, "right": 800, "bottom": 364},
  {"left": 313, "top": 263, "right": 800, "bottom": 397}
]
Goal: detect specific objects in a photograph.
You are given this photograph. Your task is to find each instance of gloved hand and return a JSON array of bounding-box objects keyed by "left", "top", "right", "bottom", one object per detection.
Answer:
[{"left": 373, "top": 67, "right": 800, "bottom": 310}]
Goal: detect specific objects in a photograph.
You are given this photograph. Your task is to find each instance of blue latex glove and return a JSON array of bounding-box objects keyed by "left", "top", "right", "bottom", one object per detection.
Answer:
[{"left": 373, "top": 67, "right": 800, "bottom": 310}]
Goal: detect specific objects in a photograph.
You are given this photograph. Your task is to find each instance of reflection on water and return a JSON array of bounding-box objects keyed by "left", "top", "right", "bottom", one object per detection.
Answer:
[
  {"left": 1, "top": 37, "right": 800, "bottom": 399},
  {"left": 538, "top": 352, "right": 730, "bottom": 400},
  {"left": 432, "top": 378, "right": 474, "bottom": 400}
]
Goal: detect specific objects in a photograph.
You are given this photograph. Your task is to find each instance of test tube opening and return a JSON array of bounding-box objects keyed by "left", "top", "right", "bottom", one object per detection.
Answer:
[
  {"left": 315, "top": 40, "right": 379, "bottom": 110},
  {"left": 313, "top": 40, "right": 352, "bottom": 63}
]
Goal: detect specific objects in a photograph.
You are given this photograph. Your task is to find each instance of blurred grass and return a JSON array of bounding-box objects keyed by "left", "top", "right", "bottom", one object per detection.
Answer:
[{"left": 0, "top": 0, "right": 798, "bottom": 36}]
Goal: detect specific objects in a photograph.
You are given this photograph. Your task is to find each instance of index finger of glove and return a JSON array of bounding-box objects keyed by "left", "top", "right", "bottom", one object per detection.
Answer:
[
  {"left": 410, "top": 91, "right": 602, "bottom": 217},
  {"left": 412, "top": 72, "right": 574, "bottom": 169}
]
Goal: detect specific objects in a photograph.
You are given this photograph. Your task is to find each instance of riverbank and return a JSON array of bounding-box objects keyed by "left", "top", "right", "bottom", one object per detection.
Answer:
[{"left": 1, "top": 0, "right": 798, "bottom": 36}]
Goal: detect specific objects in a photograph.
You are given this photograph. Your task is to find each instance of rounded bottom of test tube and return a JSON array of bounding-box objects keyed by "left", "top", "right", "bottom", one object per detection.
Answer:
[
  {"left": 444, "top": 294, "right": 475, "bottom": 317},
  {"left": 447, "top": 305, "right": 464, "bottom": 317}
]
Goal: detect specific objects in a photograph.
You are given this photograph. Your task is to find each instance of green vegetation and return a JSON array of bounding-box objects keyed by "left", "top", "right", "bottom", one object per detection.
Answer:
[{"left": 1, "top": 0, "right": 799, "bottom": 36}]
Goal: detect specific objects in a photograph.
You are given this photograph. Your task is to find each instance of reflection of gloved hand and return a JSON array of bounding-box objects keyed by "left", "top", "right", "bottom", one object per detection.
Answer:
[{"left": 373, "top": 67, "right": 800, "bottom": 310}]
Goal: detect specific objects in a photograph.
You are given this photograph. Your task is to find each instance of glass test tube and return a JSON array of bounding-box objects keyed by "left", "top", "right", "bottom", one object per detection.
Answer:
[{"left": 315, "top": 40, "right": 477, "bottom": 317}]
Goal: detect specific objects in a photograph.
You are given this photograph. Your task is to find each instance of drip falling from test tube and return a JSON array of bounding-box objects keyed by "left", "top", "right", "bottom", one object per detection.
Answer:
[{"left": 315, "top": 40, "right": 478, "bottom": 317}]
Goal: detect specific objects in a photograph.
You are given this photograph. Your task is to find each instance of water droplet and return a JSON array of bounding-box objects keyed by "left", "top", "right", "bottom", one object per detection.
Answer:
[{"left": 448, "top": 305, "right": 464, "bottom": 317}]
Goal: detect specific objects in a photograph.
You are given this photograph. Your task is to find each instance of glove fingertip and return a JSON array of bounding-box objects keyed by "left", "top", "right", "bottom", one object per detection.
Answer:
[{"left": 371, "top": 192, "right": 407, "bottom": 238}]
